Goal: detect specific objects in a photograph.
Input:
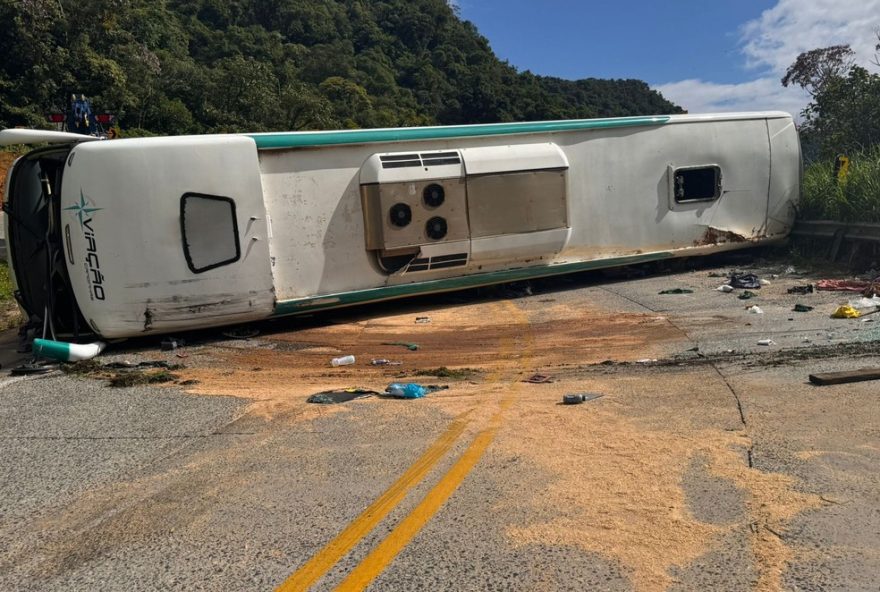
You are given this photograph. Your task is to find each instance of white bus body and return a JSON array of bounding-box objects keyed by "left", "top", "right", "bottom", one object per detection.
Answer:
[{"left": 1, "top": 112, "right": 800, "bottom": 339}]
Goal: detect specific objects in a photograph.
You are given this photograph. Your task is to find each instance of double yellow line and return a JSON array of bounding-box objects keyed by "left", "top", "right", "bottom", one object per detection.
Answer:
[{"left": 276, "top": 301, "right": 532, "bottom": 592}]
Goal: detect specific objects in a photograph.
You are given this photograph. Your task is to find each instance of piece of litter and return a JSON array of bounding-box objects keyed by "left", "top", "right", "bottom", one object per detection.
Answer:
[
  {"left": 831, "top": 305, "right": 860, "bottom": 319},
  {"left": 330, "top": 355, "right": 356, "bottom": 367},
  {"left": 757, "top": 339, "right": 776, "bottom": 346},
  {"left": 659, "top": 288, "right": 694, "bottom": 294},
  {"left": 760, "top": 279, "right": 771, "bottom": 286},
  {"left": 384, "top": 383, "right": 448, "bottom": 399},
  {"left": 415, "top": 316, "right": 431, "bottom": 324},
  {"left": 787, "top": 285, "right": 813, "bottom": 295},
  {"left": 730, "top": 273, "right": 761, "bottom": 289},
  {"left": 716, "top": 285, "right": 734, "bottom": 293},
  {"left": 747, "top": 305, "right": 764, "bottom": 314},
  {"left": 793, "top": 304, "right": 814, "bottom": 312},
  {"left": 635, "top": 358, "right": 657, "bottom": 364},
  {"left": 562, "top": 393, "right": 603, "bottom": 405},
  {"left": 862, "top": 318, "right": 875, "bottom": 323},
  {"left": 370, "top": 358, "right": 402, "bottom": 366},
  {"left": 738, "top": 290, "right": 758, "bottom": 300},
  {"left": 523, "top": 373, "right": 553, "bottom": 384}
]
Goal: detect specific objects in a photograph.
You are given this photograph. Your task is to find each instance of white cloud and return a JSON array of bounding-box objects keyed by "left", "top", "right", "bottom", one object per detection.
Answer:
[
  {"left": 654, "top": 0, "right": 880, "bottom": 116},
  {"left": 655, "top": 77, "right": 808, "bottom": 116}
]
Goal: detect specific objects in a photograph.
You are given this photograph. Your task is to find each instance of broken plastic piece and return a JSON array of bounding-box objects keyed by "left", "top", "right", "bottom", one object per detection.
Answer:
[
  {"left": 716, "top": 285, "right": 734, "bottom": 293},
  {"left": 562, "top": 393, "right": 603, "bottom": 405},
  {"left": 757, "top": 339, "right": 776, "bottom": 346},
  {"left": 523, "top": 373, "right": 553, "bottom": 384},
  {"left": 33, "top": 339, "right": 106, "bottom": 362}
]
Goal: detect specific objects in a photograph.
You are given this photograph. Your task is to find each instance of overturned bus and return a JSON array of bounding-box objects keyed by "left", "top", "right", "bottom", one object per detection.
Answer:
[{"left": 1, "top": 112, "right": 800, "bottom": 340}]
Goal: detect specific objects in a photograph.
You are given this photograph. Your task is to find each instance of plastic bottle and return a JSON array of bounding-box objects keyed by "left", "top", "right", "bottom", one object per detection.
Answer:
[{"left": 330, "top": 355, "right": 356, "bottom": 367}]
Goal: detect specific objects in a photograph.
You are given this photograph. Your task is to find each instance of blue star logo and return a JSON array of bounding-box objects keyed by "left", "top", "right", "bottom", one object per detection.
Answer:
[{"left": 64, "top": 190, "right": 102, "bottom": 228}]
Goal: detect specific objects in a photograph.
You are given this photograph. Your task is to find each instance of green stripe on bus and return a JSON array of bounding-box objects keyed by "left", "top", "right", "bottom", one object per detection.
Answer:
[
  {"left": 271, "top": 252, "right": 674, "bottom": 317},
  {"left": 249, "top": 116, "right": 671, "bottom": 150}
]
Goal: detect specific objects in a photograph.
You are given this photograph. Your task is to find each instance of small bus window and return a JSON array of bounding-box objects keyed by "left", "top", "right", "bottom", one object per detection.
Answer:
[
  {"left": 180, "top": 193, "right": 240, "bottom": 273},
  {"left": 673, "top": 166, "right": 721, "bottom": 202}
]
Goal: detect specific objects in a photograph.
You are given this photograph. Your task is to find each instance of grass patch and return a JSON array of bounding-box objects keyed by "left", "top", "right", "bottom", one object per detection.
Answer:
[
  {"left": 409, "top": 366, "right": 481, "bottom": 380},
  {"left": 801, "top": 146, "right": 880, "bottom": 222}
]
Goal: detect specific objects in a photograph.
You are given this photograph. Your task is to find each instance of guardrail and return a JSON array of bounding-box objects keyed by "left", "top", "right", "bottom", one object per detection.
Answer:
[
  {"left": 792, "top": 220, "right": 880, "bottom": 242},
  {"left": 791, "top": 220, "right": 880, "bottom": 260}
]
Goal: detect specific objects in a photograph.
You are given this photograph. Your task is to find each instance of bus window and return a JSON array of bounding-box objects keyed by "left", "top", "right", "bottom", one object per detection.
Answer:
[
  {"left": 673, "top": 165, "right": 721, "bottom": 202},
  {"left": 180, "top": 193, "right": 240, "bottom": 273}
]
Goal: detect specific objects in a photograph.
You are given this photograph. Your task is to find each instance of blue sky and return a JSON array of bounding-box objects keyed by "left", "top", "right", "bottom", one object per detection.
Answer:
[{"left": 454, "top": 0, "right": 880, "bottom": 116}]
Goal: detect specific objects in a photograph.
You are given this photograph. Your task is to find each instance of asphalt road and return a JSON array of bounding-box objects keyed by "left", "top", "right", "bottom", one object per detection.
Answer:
[{"left": 1, "top": 254, "right": 879, "bottom": 591}]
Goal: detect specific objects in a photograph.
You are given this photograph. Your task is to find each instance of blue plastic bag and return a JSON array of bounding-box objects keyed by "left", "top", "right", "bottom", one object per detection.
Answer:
[{"left": 385, "top": 383, "right": 427, "bottom": 399}]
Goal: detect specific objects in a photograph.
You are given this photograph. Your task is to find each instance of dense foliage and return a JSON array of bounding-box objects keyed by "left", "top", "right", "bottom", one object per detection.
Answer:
[
  {"left": 0, "top": 0, "right": 682, "bottom": 135},
  {"left": 801, "top": 145, "right": 880, "bottom": 222}
]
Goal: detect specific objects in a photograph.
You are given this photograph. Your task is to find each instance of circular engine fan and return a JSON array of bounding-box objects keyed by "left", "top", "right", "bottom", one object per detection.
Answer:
[
  {"left": 389, "top": 203, "right": 412, "bottom": 227},
  {"left": 425, "top": 216, "right": 448, "bottom": 240},
  {"left": 423, "top": 183, "right": 445, "bottom": 208}
]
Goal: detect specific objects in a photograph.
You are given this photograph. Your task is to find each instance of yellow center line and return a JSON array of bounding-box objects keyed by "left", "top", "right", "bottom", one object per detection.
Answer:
[
  {"left": 334, "top": 301, "right": 534, "bottom": 591},
  {"left": 275, "top": 410, "right": 473, "bottom": 592},
  {"left": 275, "top": 300, "right": 531, "bottom": 592}
]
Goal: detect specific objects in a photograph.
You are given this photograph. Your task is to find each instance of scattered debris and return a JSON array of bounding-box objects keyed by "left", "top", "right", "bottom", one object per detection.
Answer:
[
  {"left": 222, "top": 327, "right": 260, "bottom": 339},
  {"left": 635, "top": 358, "right": 658, "bottom": 364},
  {"left": 849, "top": 296, "right": 880, "bottom": 311},
  {"left": 330, "top": 355, "right": 356, "bottom": 367},
  {"left": 729, "top": 273, "right": 761, "bottom": 289},
  {"left": 370, "top": 358, "right": 402, "bottom": 366},
  {"left": 793, "top": 304, "right": 814, "bottom": 312},
  {"left": 415, "top": 316, "right": 431, "bottom": 324},
  {"left": 716, "top": 285, "right": 734, "bottom": 293},
  {"left": 787, "top": 285, "right": 814, "bottom": 295},
  {"left": 757, "top": 339, "right": 776, "bottom": 346},
  {"left": 523, "top": 373, "right": 554, "bottom": 384},
  {"left": 809, "top": 368, "right": 880, "bottom": 386},
  {"left": 831, "top": 305, "right": 861, "bottom": 319},
  {"left": 738, "top": 290, "right": 758, "bottom": 300},
  {"left": 307, "top": 388, "right": 379, "bottom": 404},
  {"left": 562, "top": 393, "right": 604, "bottom": 405},
  {"left": 383, "top": 341, "right": 420, "bottom": 351},
  {"left": 384, "top": 383, "right": 448, "bottom": 399},
  {"left": 658, "top": 288, "right": 694, "bottom": 294},
  {"left": 746, "top": 305, "right": 764, "bottom": 314},
  {"left": 10, "top": 362, "right": 55, "bottom": 375}
]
